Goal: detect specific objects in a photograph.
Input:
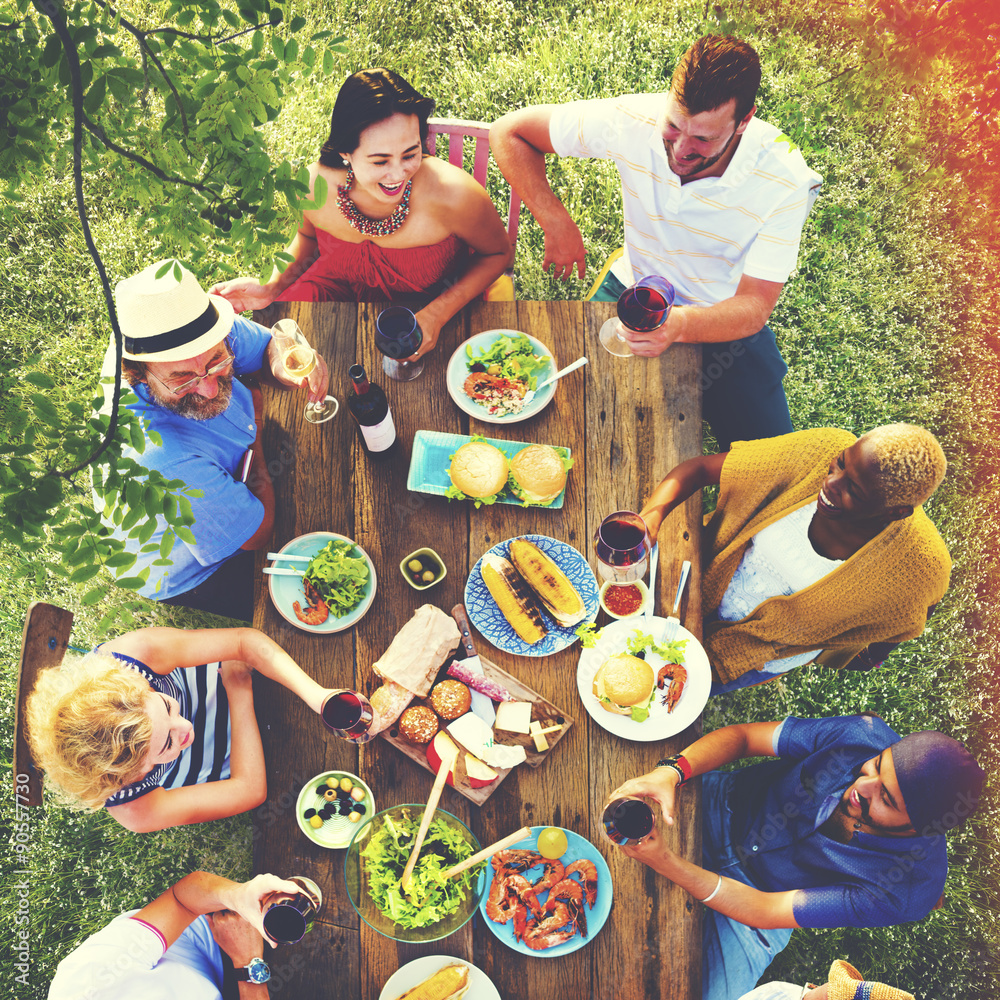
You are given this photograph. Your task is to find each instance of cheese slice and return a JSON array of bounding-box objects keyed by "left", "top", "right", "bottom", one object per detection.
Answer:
[
  {"left": 447, "top": 713, "right": 527, "bottom": 769},
  {"left": 494, "top": 700, "right": 533, "bottom": 734}
]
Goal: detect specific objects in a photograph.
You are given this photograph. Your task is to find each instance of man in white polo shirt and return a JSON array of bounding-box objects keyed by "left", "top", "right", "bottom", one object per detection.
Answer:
[
  {"left": 47, "top": 870, "right": 300, "bottom": 999},
  {"left": 491, "top": 34, "right": 822, "bottom": 450}
]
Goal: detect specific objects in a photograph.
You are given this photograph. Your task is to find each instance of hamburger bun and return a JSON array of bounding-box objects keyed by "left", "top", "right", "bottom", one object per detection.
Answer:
[
  {"left": 592, "top": 653, "right": 654, "bottom": 715},
  {"left": 449, "top": 441, "right": 508, "bottom": 499},
  {"left": 509, "top": 445, "right": 567, "bottom": 505}
]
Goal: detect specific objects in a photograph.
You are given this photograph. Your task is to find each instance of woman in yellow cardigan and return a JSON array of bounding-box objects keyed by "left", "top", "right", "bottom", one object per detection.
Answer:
[{"left": 639, "top": 425, "right": 950, "bottom": 692}]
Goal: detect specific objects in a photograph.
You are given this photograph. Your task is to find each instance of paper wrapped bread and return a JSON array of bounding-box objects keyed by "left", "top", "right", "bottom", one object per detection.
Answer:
[{"left": 373, "top": 605, "right": 460, "bottom": 696}]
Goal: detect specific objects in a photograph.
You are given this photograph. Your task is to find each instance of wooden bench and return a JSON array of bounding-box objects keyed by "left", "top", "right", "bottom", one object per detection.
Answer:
[{"left": 14, "top": 601, "right": 74, "bottom": 807}]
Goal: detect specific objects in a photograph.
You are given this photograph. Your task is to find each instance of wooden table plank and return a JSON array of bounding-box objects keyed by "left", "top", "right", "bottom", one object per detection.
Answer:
[
  {"left": 585, "top": 301, "right": 703, "bottom": 1000},
  {"left": 252, "top": 301, "right": 704, "bottom": 1000}
]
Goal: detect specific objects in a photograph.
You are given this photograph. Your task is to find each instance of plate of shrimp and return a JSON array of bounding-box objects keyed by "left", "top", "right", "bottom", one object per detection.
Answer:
[{"left": 478, "top": 826, "right": 612, "bottom": 956}]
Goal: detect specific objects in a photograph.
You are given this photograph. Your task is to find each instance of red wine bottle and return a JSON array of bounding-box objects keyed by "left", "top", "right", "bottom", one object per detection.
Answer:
[{"left": 348, "top": 364, "right": 396, "bottom": 454}]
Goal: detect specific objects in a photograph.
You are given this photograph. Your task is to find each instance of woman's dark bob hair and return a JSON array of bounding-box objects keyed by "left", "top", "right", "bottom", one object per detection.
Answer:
[{"left": 319, "top": 69, "right": 435, "bottom": 169}]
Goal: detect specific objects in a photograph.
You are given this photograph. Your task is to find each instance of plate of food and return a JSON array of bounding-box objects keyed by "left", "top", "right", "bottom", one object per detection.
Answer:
[
  {"left": 465, "top": 535, "right": 598, "bottom": 657},
  {"left": 479, "top": 826, "right": 611, "bottom": 957},
  {"left": 267, "top": 532, "right": 376, "bottom": 633},
  {"left": 446, "top": 330, "right": 556, "bottom": 423},
  {"left": 378, "top": 956, "right": 500, "bottom": 1000},
  {"left": 295, "top": 770, "right": 375, "bottom": 849},
  {"left": 408, "top": 430, "right": 572, "bottom": 508},
  {"left": 575, "top": 617, "right": 711, "bottom": 741}
]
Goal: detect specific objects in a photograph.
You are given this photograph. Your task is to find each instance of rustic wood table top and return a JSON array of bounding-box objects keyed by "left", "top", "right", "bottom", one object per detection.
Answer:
[{"left": 251, "top": 300, "right": 704, "bottom": 1000}]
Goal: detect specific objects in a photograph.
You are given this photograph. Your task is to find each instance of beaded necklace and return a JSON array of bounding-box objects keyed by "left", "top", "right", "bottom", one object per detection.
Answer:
[{"left": 337, "top": 165, "right": 412, "bottom": 237}]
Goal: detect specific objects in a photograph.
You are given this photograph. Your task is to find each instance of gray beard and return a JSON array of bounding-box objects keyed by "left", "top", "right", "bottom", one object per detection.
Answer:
[{"left": 161, "top": 376, "right": 234, "bottom": 420}]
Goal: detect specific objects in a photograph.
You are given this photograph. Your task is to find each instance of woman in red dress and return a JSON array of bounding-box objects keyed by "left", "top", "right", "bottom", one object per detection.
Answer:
[{"left": 211, "top": 69, "right": 514, "bottom": 359}]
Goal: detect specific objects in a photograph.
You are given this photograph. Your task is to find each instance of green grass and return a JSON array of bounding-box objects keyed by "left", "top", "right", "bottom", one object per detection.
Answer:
[{"left": 1, "top": 0, "right": 998, "bottom": 996}]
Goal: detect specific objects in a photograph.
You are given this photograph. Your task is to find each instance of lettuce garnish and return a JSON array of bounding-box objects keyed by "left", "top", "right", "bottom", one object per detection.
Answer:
[{"left": 303, "top": 539, "right": 369, "bottom": 617}]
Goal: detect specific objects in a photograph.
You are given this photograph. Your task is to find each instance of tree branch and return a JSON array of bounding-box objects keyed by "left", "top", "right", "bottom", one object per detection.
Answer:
[
  {"left": 35, "top": 0, "right": 123, "bottom": 477},
  {"left": 81, "top": 115, "right": 219, "bottom": 194}
]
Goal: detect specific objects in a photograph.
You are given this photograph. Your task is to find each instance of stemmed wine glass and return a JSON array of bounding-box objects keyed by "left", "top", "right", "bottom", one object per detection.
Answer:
[
  {"left": 375, "top": 306, "right": 424, "bottom": 381},
  {"left": 599, "top": 276, "right": 676, "bottom": 358},
  {"left": 271, "top": 319, "right": 339, "bottom": 423},
  {"left": 595, "top": 510, "right": 653, "bottom": 584},
  {"left": 321, "top": 689, "right": 375, "bottom": 745}
]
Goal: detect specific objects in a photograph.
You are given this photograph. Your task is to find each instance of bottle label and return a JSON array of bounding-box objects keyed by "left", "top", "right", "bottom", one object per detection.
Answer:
[{"left": 360, "top": 412, "right": 396, "bottom": 452}]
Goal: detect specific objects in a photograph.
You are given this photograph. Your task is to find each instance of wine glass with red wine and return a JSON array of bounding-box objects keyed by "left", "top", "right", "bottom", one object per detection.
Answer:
[
  {"left": 375, "top": 306, "right": 425, "bottom": 381},
  {"left": 599, "top": 276, "right": 676, "bottom": 357},
  {"left": 595, "top": 511, "right": 652, "bottom": 584},
  {"left": 321, "top": 689, "right": 375, "bottom": 745}
]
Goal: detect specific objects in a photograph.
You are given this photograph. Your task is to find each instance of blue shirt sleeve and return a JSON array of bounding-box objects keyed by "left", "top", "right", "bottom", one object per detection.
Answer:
[
  {"left": 230, "top": 316, "right": 271, "bottom": 376},
  {"left": 777, "top": 714, "right": 898, "bottom": 761}
]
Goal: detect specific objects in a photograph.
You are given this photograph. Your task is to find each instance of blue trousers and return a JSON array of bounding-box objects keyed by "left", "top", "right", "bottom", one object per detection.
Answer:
[
  {"left": 701, "top": 772, "right": 794, "bottom": 1000},
  {"left": 590, "top": 272, "right": 793, "bottom": 451}
]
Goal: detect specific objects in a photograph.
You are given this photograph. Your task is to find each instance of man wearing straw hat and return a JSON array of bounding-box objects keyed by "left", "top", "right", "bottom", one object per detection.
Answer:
[
  {"left": 611, "top": 714, "right": 985, "bottom": 1000},
  {"left": 738, "top": 959, "right": 915, "bottom": 1000},
  {"left": 98, "top": 259, "right": 329, "bottom": 620},
  {"left": 47, "top": 870, "right": 300, "bottom": 998}
]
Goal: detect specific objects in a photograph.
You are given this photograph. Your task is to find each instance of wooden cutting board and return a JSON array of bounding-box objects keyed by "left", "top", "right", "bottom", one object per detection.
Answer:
[{"left": 378, "top": 654, "right": 574, "bottom": 804}]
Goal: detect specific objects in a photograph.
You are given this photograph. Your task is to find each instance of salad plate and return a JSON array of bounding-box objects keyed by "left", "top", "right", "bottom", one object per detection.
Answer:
[
  {"left": 446, "top": 330, "right": 557, "bottom": 424},
  {"left": 268, "top": 532, "right": 377, "bottom": 634},
  {"left": 478, "top": 826, "right": 612, "bottom": 958},
  {"left": 408, "top": 430, "right": 571, "bottom": 509},
  {"left": 378, "top": 956, "right": 500, "bottom": 1000},
  {"left": 465, "top": 535, "right": 599, "bottom": 657},
  {"left": 575, "top": 616, "right": 711, "bottom": 741}
]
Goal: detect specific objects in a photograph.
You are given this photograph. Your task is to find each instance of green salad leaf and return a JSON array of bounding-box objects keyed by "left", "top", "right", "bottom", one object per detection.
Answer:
[
  {"left": 303, "top": 539, "right": 370, "bottom": 617},
  {"left": 360, "top": 809, "right": 484, "bottom": 928},
  {"left": 466, "top": 333, "right": 551, "bottom": 390}
]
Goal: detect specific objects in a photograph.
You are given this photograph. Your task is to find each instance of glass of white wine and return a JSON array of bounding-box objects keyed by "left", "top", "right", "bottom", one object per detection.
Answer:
[{"left": 271, "top": 318, "right": 338, "bottom": 424}]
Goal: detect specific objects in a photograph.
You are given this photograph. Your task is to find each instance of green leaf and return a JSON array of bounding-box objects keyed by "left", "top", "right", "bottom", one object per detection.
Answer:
[
  {"left": 176, "top": 525, "right": 197, "bottom": 544},
  {"left": 284, "top": 38, "right": 298, "bottom": 63},
  {"left": 289, "top": 15, "right": 306, "bottom": 31},
  {"left": 69, "top": 563, "right": 101, "bottom": 584},
  {"left": 82, "top": 585, "right": 109, "bottom": 605},
  {"left": 270, "top": 35, "right": 284, "bottom": 60},
  {"left": 154, "top": 259, "right": 174, "bottom": 279},
  {"left": 114, "top": 575, "right": 147, "bottom": 590},
  {"left": 322, "top": 48, "right": 334, "bottom": 74}
]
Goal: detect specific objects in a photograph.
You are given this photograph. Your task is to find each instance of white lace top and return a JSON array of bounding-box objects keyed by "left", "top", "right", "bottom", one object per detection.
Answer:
[{"left": 718, "top": 501, "right": 842, "bottom": 676}]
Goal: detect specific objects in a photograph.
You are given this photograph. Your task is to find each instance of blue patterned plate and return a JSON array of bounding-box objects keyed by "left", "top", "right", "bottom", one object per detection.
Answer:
[
  {"left": 477, "top": 826, "right": 612, "bottom": 957},
  {"left": 268, "top": 532, "right": 377, "bottom": 634},
  {"left": 465, "top": 535, "right": 599, "bottom": 657},
  {"left": 407, "top": 430, "right": 572, "bottom": 509},
  {"left": 446, "top": 330, "right": 557, "bottom": 424}
]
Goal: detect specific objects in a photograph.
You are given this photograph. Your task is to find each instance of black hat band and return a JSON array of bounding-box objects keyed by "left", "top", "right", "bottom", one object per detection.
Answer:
[{"left": 124, "top": 302, "right": 220, "bottom": 356}]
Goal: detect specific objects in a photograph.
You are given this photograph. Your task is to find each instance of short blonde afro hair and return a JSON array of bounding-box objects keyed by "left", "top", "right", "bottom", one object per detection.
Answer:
[
  {"left": 862, "top": 423, "right": 947, "bottom": 508},
  {"left": 25, "top": 651, "right": 154, "bottom": 811}
]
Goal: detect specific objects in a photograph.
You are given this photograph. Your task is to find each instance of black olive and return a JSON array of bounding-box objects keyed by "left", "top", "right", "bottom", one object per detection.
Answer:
[
  {"left": 633, "top": 650, "right": 646, "bottom": 659},
  {"left": 354, "top": 803, "right": 366, "bottom": 815},
  {"left": 470, "top": 362, "right": 487, "bottom": 372},
  {"left": 304, "top": 808, "right": 316, "bottom": 818}
]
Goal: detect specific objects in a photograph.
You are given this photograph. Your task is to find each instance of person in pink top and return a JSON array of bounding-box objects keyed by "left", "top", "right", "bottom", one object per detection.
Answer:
[{"left": 212, "top": 69, "right": 514, "bottom": 360}]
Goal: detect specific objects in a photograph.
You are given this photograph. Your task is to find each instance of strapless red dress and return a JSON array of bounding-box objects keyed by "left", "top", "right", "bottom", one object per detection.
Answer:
[{"left": 276, "top": 230, "right": 466, "bottom": 302}]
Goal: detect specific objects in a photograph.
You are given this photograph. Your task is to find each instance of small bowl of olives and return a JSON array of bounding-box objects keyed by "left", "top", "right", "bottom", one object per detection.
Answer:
[
  {"left": 295, "top": 770, "right": 375, "bottom": 849},
  {"left": 399, "top": 547, "right": 447, "bottom": 591}
]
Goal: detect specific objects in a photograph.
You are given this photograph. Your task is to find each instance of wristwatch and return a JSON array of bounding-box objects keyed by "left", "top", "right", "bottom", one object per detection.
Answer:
[{"left": 234, "top": 957, "right": 270, "bottom": 984}]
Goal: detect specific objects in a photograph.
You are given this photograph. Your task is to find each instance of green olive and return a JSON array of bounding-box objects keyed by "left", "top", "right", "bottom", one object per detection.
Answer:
[
  {"left": 407, "top": 558, "right": 422, "bottom": 572},
  {"left": 421, "top": 569, "right": 435, "bottom": 582},
  {"left": 487, "top": 363, "right": 501, "bottom": 375}
]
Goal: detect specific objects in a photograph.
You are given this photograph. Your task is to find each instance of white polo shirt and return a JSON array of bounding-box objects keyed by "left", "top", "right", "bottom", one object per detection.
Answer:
[
  {"left": 549, "top": 94, "right": 822, "bottom": 306},
  {"left": 48, "top": 912, "right": 224, "bottom": 1000}
]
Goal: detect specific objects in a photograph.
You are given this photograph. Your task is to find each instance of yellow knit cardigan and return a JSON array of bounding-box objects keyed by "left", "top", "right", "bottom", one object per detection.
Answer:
[{"left": 702, "top": 428, "right": 951, "bottom": 684}]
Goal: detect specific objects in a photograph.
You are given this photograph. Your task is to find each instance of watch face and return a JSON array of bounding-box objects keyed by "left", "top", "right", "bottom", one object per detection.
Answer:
[{"left": 247, "top": 957, "right": 270, "bottom": 984}]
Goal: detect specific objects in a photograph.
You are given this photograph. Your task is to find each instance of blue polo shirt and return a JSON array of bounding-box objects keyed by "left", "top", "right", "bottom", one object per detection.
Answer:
[
  {"left": 111, "top": 317, "right": 270, "bottom": 599},
  {"left": 725, "top": 714, "right": 948, "bottom": 928}
]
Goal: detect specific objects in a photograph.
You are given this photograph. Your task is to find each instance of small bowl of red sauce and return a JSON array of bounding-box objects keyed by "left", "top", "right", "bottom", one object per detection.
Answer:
[{"left": 599, "top": 580, "right": 649, "bottom": 619}]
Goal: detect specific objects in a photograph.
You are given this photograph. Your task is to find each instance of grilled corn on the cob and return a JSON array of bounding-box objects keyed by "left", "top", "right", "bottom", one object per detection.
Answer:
[
  {"left": 481, "top": 554, "right": 548, "bottom": 644},
  {"left": 509, "top": 538, "right": 587, "bottom": 626},
  {"left": 392, "top": 962, "right": 470, "bottom": 1000}
]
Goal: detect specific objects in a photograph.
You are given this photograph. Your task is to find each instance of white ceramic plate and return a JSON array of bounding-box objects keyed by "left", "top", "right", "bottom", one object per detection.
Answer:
[
  {"left": 465, "top": 535, "right": 599, "bottom": 657},
  {"left": 446, "top": 330, "right": 557, "bottom": 423},
  {"left": 576, "top": 617, "right": 711, "bottom": 741},
  {"left": 378, "top": 956, "right": 500, "bottom": 1000},
  {"left": 267, "top": 532, "right": 376, "bottom": 633},
  {"left": 294, "top": 770, "right": 375, "bottom": 850}
]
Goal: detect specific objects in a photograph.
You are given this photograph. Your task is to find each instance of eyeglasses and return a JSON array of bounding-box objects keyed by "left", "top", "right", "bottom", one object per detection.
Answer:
[{"left": 149, "top": 353, "right": 235, "bottom": 395}]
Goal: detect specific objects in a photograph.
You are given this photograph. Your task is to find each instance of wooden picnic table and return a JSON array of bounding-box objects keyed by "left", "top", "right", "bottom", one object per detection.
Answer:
[{"left": 251, "top": 300, "right": 704, "bottom": 1000}]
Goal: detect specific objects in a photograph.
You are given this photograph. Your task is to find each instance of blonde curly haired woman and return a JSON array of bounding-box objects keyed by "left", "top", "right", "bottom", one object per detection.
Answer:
[
  {"left": 26, "top": 626, "right": 334, "bottom": 833},
  {"left": 639, "top": 424, "right": 950, "bottom": 693}
]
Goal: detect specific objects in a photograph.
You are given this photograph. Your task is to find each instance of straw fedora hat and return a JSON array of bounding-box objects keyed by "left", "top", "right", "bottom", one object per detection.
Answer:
[
  {"left": 115, "top": 259, "right": 235, "bottom": 362},
  {"left": 827, "top": 960, "right": 915, "bottom": 1000}
]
